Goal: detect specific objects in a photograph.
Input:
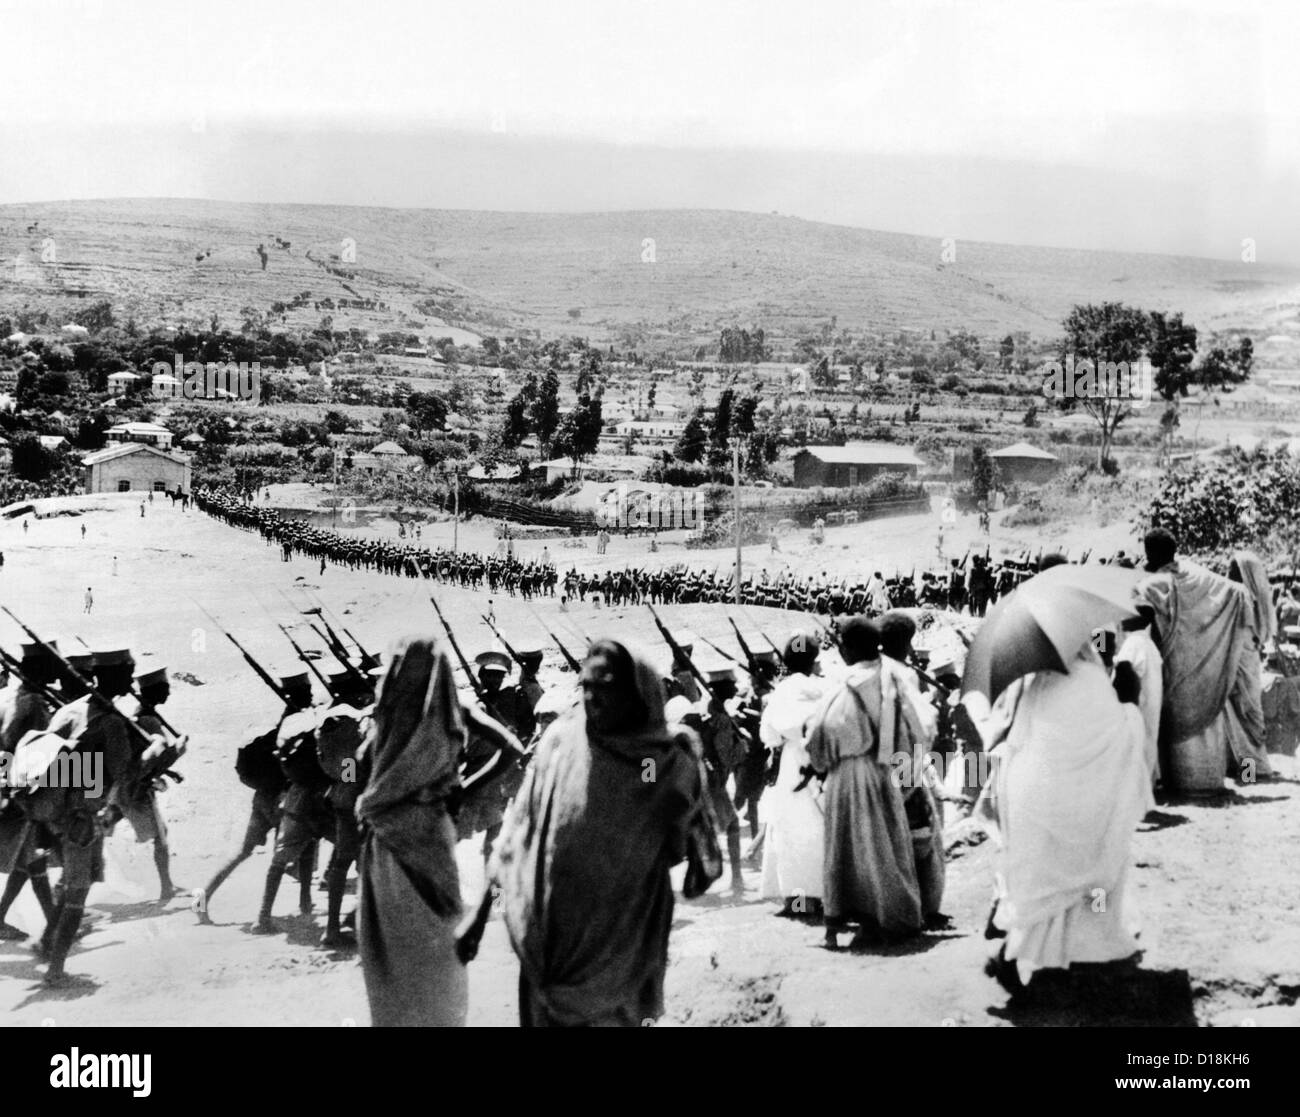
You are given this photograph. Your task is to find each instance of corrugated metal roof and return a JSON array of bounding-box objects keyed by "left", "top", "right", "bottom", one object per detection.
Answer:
[
  {"left": 82, "top": 442, "right": 187, "bottom": 466},
  {"left": 990, "top": 441, "right": 1058, "bottom": 460},
  {"left": 796, "top": 442, "right": 923, "bottom": 466}
]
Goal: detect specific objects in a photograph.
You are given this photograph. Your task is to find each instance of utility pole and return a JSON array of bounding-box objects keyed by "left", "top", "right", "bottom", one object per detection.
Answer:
[
  {"left": 453, "top": 468, "right": 460, "bottom": 554},
  {"left": 733, "top": 437, "right": 742, "bottom": 605},
  {"left": 331, "top": 446, "right": 339, "bottom": 529}
]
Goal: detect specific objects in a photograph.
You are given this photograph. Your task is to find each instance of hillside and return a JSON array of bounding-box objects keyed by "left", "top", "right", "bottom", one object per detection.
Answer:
[{"left": 2, "top": 199, "right": 1299, "bottom": 349}]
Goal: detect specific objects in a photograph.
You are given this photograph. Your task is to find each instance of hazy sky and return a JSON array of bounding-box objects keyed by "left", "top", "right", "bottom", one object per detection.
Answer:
[{"left": 4, "top": 0, "right": 1298, "bottom": 260}]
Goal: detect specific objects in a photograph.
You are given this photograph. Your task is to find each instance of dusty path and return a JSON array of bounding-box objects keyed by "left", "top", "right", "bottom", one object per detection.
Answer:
[{"left": 0, "top": 497, "right": 1293, "bottom": 1026}]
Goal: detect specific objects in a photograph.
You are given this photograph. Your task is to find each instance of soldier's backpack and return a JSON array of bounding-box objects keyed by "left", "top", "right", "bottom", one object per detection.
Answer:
[
  {"left": 276, "top": 710, "right": 330, "bottom": 791},
  {"left": 707, "top": 712, "right": 748, "bottom": 773},
  {"left": 9, "top": 730, "right": 76, "bottom": 826},
  {"left": 236, "top": 727, "right": 287, "bottom": 796},
  {"left": 316, "top": 705, "right": 368, "bottom": 783}
]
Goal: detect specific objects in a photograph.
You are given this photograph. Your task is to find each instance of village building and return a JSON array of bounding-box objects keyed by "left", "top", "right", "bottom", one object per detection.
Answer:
[
  {"left": 106, "top": 421, "right": 175, "bottom": 450},
  {"left": 792, "top": 443, "right": 924, "bottom": 488},
  {"left": 82, "top": 442, "right": 191, "bottom": 494},
  {"left": 614, "top": 419, "right": 686, "bottom": 440},
  {"left": 989, "top": 441, "right": 1060, "bottom": 485}
]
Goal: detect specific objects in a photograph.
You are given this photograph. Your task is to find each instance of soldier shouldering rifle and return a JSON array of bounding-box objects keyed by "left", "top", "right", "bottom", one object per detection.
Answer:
[{"left": 0, "top": 620, "right": 187, "bottom": 987}]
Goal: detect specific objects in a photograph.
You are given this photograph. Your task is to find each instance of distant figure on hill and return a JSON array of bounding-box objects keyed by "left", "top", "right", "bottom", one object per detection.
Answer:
[{"left": 83, "top": 587, "right": 93, "bottom": 614}]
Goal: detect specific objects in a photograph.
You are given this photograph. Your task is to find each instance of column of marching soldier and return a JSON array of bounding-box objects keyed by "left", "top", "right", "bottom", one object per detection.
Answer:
[
  {"left": 193, "top": 484, "right": 1073, "bottom": 616},
  {"left": 0, "top": 584, "right": 838, "bottom": 985}
]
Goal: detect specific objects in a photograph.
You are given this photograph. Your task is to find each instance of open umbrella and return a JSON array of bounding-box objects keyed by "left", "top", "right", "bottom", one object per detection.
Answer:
[{"left": 961, "top": 563, "right": 1141, "bottom": 703}]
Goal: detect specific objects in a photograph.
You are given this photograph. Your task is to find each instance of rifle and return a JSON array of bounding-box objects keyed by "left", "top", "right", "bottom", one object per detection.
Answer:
[
  {"left": 306, "top": 622, "right": 370, "bottom": 688},
  {"left": 307, "top": 592, "right": 380, "bottom": 670},
  {"left": 522, "top": 601, "right": 582, "bottom": 672},
  {"left": 192, "top": 600, "right": 291, "bottom": 704},
  {"left": 303, "top": 606, "right": 353, "bottom": 665},
  {"left": 646, "top": 604, "right": 714, "bottom": 700},
  {"left": 481, "top": 615, "right": 525, "bottom": 669},
  {"left": 726, "top": 616, "right": 760, "bottom": 674},
  {"left": 428, "top": 595, "right": 487, "bottom": 702},
  {"left": 698, "top": 634, "right": 751, "bottom": 675},
  {"left": 278, "top": 623, "right": 335, "bottom": 697}
]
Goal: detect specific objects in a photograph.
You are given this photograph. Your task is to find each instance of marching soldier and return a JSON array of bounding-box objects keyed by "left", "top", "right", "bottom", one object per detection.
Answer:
[
  {"left": 516, "top": 649, "right": 545, "bottom": 712},
  {"left": 698, "top": 666, "right": 748, "bottom": 897},
  {"left": 36, "top": 646, "right": 145, "bottom": 985},
  {"left": 316, "top": 667, "right": 376, "bottom": 948},
  {"left": 732, "top": 648, "right": 780, "bottom": 845},
  {"left": 252, "top": 676, "right": 333, "bottom": 935},
  {"left": 195, "top": 668, "right": 311, "bottom": 922},
  {"left": 669, "top": 643, "right": 700, "bottom": 703},
  {"left": 0, "top": 640, "right": 60, "bottom": 939},
  {"left": 113, "top": 662, "right": 179, "bottom": 903},
  {"left": 457, "top": 650, "right": 530, "bottom": 861}
]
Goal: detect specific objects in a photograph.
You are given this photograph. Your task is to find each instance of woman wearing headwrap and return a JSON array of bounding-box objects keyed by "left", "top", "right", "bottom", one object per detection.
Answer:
[
  {"left": 489, "top": 638, "right": 706, "bottom": 1027},
  {"left": 1225, "top": 550, "right": 1275, "bottom": 780},
  {"left": 356, "top": 635, "right": 517, "bottom": 1027}
]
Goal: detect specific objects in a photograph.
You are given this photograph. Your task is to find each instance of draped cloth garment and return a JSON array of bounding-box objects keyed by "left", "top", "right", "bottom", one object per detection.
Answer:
[
  {"left": 805, "top": 661, "right": 926, "bottom": 933},
  {"left": 984, "top": 647, "right": 1150, "bottom": 983},
  {"left": 494, "top": 641, "right": 703, "bottom": 1027},
  {"left": 356, "top": 636, "right": 467, "bottom": 1027},
  {"left": 759, "top": 672, "right": 830, "bottom": 902}
]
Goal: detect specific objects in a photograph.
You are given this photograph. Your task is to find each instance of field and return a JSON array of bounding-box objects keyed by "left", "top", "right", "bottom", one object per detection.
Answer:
[
  {"left": 0, "top": 494, "right": 1296, "bottom": 1026},
  {"left": 5, "top": 200, "right": 1300, "bottom": 351}
]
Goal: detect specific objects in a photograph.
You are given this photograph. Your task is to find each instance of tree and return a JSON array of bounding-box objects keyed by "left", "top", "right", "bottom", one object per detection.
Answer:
[
  {"left": 11, "top": 435, "right": 53, "bottom": 481},
  {"left": 530, "top": 368, "right": 560, "bottom": 454},
  {"left": 999, "top": 334, "right": 1016, "bottom": 373},
  {"left": 1023, "top": 401, "right": 1039, "bottom": 427},
  {"left": 406, "top": 391, "right": 447, "bottom": 432},
  {"left": 1189, "top": 337, "right": 1253, "bottom": 448},
  {"left": 501, "top": 391, "right": 531, "bottom": 448},
  {"left": 675, "top": 409, "right": 708, "bottom": 463},
  {"left": 708, "top": 388, "right": 735, "bottom": 468},
  {"left": 552, "top": 390, "right": 603, "bottom": 472},
  {"left": 1147, "top": 311, "right": 1199, "bottom": 400},
  {"left": 324, "top": 409, "right": 350, "bottom": 434},
  {"left": 969, "top": 443, "right": 1002, "bottom": 504},
  {"left": 1058, "top": 301, "right": 1151, "bottom": 468}
]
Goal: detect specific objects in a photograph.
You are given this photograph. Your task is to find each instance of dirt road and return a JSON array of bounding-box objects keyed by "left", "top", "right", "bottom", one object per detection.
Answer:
[{"left": 0, "top": 496, "right": 1293, "bottom": 1026}]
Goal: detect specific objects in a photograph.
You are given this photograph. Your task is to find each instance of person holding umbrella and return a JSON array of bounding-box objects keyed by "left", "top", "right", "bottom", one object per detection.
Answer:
[{"left": 962, "top": 563, "right": 1152, "bottom": 996}]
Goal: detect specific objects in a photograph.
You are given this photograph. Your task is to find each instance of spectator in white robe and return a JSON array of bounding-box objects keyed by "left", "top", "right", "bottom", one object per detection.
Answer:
[
  {"left": 982, "top": 641, "right": 1150, "bottom": 995},
  {"left": 759, "top": 634, "right": 830, "bottom": 914}
]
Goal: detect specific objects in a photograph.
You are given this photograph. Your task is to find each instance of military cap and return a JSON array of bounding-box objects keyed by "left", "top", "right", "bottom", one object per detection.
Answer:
[
  {"left": 752, "top": 648, "right": 780, "bottom": 668},
  {"left": 66, "top": 651, "right": 94, "bottom": 671},
  {"left": 475, "top": 650, "right": 511, "bottom": 673},
  {"left": 675, "top": 643, "right": 694, "bottom": 658},
  {"left": 136, "top": 663, "right": 168, "bottom": 688},
  {"left": 92, "top": 646, "right": 133, "bottom": 668},
  {"left": 705, "top": 666, "right": 735, "bottom": 684},
  {"left": 279, "top": 668, "right": 310, "bottom": 689},
  {"left": 327, "top": 667, "right": 354, "bottom": 687},
  {"left": 19, "top": 639, "right": 58, "bottom": 659},
  {"left": 517, "top": 649, "right": 544, "bottom": 670}
]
